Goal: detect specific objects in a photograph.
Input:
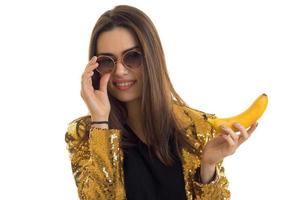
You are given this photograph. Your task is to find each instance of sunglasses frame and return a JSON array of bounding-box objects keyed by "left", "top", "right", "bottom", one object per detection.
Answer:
[{"left": 95, "top": 49, "right": 143, "bottom": 75}]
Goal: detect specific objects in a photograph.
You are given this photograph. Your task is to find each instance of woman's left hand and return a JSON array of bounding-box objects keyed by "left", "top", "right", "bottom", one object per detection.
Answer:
[{"left": 202, "top": 122, "right": 258, "bottom": 166}]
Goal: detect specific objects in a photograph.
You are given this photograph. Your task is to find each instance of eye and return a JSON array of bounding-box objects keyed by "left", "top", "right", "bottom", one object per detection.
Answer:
[
  {"left": 123, "top": 51, "right": 143, "bottom": 68},
  {"left": 96, "top": 56, "right": 115, "bottom": 74}
]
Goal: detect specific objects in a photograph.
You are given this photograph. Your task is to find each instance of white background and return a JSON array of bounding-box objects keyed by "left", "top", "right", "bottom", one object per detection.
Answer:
[{"left": 0, "top": 0, "right": 299, "bottom": 199}]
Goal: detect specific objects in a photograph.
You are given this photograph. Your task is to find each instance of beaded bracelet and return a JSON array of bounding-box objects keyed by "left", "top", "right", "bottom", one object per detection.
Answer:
[{"left": 91, "top": 121, "right": 109, "bottom": 125}]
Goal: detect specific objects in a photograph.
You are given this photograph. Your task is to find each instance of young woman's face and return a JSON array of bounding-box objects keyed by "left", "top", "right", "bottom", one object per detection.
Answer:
[{"left": 96, "top": 27, "right": 143, "bottom": 103}]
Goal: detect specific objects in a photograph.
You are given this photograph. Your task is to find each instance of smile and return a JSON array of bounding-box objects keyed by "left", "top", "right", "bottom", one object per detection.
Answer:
[{"left": 113, "top": 81, "right": 136, "bottom": 91}]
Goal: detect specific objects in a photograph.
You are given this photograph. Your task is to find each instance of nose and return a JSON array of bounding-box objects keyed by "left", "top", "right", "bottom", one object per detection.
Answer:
[{"left": 113, "top": 60, "right": 128, "bottom": 76}]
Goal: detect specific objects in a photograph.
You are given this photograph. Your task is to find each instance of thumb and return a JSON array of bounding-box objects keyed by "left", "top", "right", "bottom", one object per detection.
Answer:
[{"left": 99, "top": 73, "right": 111, "bottom": 93}]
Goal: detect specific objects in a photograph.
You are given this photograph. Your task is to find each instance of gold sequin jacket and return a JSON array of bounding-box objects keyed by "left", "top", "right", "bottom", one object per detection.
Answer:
[{"left": 65, "top": 103, "right": 231, "bottom": 200}]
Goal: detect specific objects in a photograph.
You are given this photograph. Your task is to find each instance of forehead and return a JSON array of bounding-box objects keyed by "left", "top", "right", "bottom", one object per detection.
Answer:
[{"left": 96, "top": 27, "right": 139, "bottom": 56}]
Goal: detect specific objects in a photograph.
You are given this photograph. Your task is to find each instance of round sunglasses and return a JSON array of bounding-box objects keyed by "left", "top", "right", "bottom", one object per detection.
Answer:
[{"left": 96, "top": 49, "right": 143, "bottom": 75}]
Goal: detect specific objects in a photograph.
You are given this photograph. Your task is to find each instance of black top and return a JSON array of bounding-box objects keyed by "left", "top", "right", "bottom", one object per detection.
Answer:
[{"left": 122, "top": 124, "right": 187, "bottom": 200}]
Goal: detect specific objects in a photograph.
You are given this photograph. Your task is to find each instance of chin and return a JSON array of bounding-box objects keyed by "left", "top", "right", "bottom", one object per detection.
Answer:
[
  {"left": 108, "top": 85, "right": 141, "bottom": 103},
  {"left": 115, "top": 95, "right": 140, "bottom": 103}
]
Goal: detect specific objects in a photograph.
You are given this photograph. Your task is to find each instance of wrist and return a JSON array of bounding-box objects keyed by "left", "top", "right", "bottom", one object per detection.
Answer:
[
  {"left": 91, "top": 123, "right": 109, "bottom": 129},
  {"left": 200, "top": 162, "right": 216, "bottom": 184},
  {"left": 91, "top": 116, "right": 108, "bottom": 121},
  {"left": 202, "top": 151, "right": 219, "bottom": 167},
  {"left": 201, "top": 160, "right": 216, "bottom": 169},
  {"left": 90, "top": 116, "right": 109, "bottom": 129}
]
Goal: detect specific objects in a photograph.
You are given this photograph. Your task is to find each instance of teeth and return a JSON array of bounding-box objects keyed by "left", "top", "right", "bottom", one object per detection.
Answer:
[{"left": 115, "top": 81, "right": 135, "bottom": 87}]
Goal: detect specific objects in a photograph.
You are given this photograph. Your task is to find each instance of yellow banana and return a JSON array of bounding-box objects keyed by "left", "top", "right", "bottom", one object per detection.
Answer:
[{"left": 207, "top": 93, "right": 268, "bottom": 132}]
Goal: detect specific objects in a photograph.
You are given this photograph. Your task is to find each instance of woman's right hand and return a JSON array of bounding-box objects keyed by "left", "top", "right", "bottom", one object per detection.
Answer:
[{"left": 80, "top": 56, "right": 112, "bottom": 121}]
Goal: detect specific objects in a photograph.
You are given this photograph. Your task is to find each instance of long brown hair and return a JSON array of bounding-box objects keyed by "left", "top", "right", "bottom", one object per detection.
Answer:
[{"left": 88, "top": 5, "right": 194, "bottom": 166}]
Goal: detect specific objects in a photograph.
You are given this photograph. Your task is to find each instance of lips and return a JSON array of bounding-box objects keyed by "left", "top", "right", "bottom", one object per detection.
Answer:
[
  {"left": 112, "top": 79, "right": 136, "bottom": 83},
  {"left": 112, "top": 80, "right": 136, "bottom": 91},
  {"left": 113, "top": 80, "right": 135, "bottom": 85}
]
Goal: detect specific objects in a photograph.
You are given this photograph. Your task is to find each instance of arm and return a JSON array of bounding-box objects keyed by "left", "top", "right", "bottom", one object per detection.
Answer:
[
  {"left": 200, "top": 162, "right": 216, "bottom": 184},
  {"left": 192, "top": 161, "right": 230, "bottom": 200},
  {"left": 65, "top": 117, "right": 125, "bottom": 200},
  {"left": 182, "top": 107, "right": 231, "bottom": 199},
  {"left": 190, "top": 108, "right": 257, "bottom": 199}
]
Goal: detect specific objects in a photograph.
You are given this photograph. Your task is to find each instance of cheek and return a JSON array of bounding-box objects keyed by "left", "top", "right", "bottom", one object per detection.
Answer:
[
  {"left": 136, "top": 80, "right": 143, "bottom": 95},
  {"left": 135, "top": 70, "right": 143, "bottom": 82}
]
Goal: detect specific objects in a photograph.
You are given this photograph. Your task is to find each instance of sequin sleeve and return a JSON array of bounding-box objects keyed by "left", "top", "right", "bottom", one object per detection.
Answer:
[
  {"left": 195, "top": 114, "right": 230, "bottom": 199},
  {"left": 182, "top": 107, "right": 231, "bottom": 199},
  {"left": 192, "top": 162, "right": 230, "bottom": 199},
  {"left": 65, "top": 118, "right": 126, "bottom": 200}
]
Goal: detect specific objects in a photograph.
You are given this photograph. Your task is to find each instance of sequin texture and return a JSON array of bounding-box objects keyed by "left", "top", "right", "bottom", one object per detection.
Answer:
[{"left": 65, "top": 104, "right": 230, "bottom": 199}]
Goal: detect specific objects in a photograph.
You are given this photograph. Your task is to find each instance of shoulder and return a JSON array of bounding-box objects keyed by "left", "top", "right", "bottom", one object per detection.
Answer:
[
  {"left": 172, "top": 102, "right": 219, "bottom": 152},
  {"left": 183, "top": 105, "right": 216, "bottom": 120},
  {"left": 172, "top": 102, "right": 216, "bottom": 130}
]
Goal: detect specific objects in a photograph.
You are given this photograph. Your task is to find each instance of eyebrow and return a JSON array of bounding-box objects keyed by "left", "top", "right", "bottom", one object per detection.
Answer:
[{"left": 96, "top": 46, "right": 140, "bottom": 57}]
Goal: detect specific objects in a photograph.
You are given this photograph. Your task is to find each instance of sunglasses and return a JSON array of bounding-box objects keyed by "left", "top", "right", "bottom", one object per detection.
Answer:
[{"left": 96, "top": 49, "right": 143, "bottom": 75}]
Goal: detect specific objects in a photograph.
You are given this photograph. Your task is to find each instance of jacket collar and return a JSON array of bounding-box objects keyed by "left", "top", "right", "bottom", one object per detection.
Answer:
[{"left": 172, "top": 103, "right": 194, "bottom": 130}]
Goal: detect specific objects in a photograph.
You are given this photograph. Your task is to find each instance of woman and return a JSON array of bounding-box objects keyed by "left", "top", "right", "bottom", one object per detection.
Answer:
[{"left": 65, "top": 5, "right": 258, "bottom": 200}]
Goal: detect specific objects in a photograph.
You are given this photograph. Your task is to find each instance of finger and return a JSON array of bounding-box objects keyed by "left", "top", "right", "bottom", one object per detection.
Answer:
[
  {"left": 221, "top": 133, "right": 235, "bottom": 148},
  {"left": 85, "top": 61, "right": 99, "bottom": 74},
  {"left": 84, "top": 56, "right": 98, "bottom": 71},
  {"left": 247, "top": 122, "right": 258, "bottom": 135},
  {"left": 81, "top": 70, "right": 94, "bottom": 85},
  {"left": 235, "top": 122, "right": 258, "bottom": 145},
  {"left": 220, "top": 124, "right": 239, "bottom": 143},
  {"left": 88, "top": 56, "right": 98, "bottom": 65},
  {"left": 81, "top": 70, "right": 95, "bottom": 93},
  {"left": 98, "top": 73, "right": 111, "bottom": 93},
  {"left": 244, "top": 122, "right": 258, "bottom": 139},
  {"left": 233, "top": 122, "right": 249, "bottom": 145}
]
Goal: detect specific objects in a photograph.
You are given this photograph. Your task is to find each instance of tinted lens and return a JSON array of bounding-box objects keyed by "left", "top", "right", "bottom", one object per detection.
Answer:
[
  {"left": 96, "top": 56, "right": 114, "bottom": 74},
  {"left": 123, "top": 51, "right": 143, "bottom": 68}
]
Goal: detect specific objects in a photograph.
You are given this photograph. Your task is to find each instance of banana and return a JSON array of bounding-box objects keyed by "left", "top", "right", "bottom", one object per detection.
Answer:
[{"left": 207, "top": 93, "right": 268, "bottom": 132}]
